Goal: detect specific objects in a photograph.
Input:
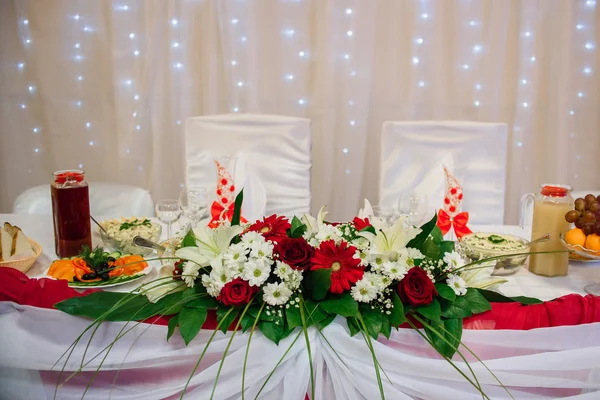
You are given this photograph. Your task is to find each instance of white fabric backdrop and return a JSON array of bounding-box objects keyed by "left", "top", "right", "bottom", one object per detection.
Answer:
[
  {"left": 1, "top": 303, "right": 600, "bottom": 399},
  {"left": 0, "top": 0, "right": 598, "bottom": 222}
]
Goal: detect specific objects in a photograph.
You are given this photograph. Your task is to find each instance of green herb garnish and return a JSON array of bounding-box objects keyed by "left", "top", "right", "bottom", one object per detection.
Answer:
[
  {"left": 488, "top": 234, "right": 505, "bottom": 244},
  {"left": 80, "top": 245, "right": 111, "bottom": 270},
  {"left": 119, "top": 218, "right": 152, "bottom": 231}
]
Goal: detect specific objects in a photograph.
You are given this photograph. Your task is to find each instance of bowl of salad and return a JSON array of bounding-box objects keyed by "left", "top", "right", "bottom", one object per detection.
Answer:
[
  {"left": 99, "top": 217, "right": 162, "bottom": 256},
  {"left": 459, "top": 232, "right": 530, "bottom": 276}
]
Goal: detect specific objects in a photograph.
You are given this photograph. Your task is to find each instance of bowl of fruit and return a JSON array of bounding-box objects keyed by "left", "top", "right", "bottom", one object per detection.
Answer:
[{"left": 562, "top": 193, "right": 600, "bottom": 261}]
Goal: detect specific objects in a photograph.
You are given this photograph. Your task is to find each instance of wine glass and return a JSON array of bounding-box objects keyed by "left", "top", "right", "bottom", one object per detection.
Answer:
[
  {"left": 372, "top": 205, "right": 400, "bottom": 225},
  {"left": 179, "top": 187, "right": 209, "bottom": 232},
  {"left": 399, "top": 193, "right": 430, "bottom": 227},
  {"left": 155, "top": 199, "right": 181, "bottom": 240}
]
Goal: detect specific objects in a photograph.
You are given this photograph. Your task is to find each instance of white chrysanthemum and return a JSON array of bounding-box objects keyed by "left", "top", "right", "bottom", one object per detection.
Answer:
[
  {"left": 223, "top": 242, "right": 248, "bottom": 265},
  {"left": 242, "top": 258, "right": 271, "bottom": 287},
  {"left": 284, "top": 269, "right": 304, "bottom": 290},
  {"left": 351, "top": 236, "right": 370, "bottom": 250},
  {"left": 367, "top": 254, "right": 387, "bottom": 272},
  {"left": 353, "top": 250, "right": 369, "bottom": 267},
  {"left": 209, "top": 261, "right": 231, "bottom": 286},
  {"left": 263, "top": 282, "right": 292, "bottom": 305},
  {"left": 405, "top": 248, "right": 424, "bottom": 260},
  {"left": 382, "top": 260, "right": 409, "bottom": 280},
  {"left": 315, "top": 224, "right": 343, "bottom": 244},
  {"left": 181, "top": 261, "right": 201, "bottom": 287},
  {"left": 202, "top": 274, "right": 222, "bottom": 297},
  {"left": 351, "top": 279, "right": 378, "bottom": 302},
  {"left": 274, "top": 260, "right": 293, "bottom": 280},
  {"left": 241, "top": 231, "right": 264, "bottom": 245},
  {"left": 443, "top": 251, "right": 465, "bottom": 271},
  {"left": 363, "top": 272, "right": 387, "bottom": 291},
  {"left": 447, "top": 274, "right": 467, "bottom": 296},
  {"left": 250, "top": 239, "right": 274, "bottom": 259}
]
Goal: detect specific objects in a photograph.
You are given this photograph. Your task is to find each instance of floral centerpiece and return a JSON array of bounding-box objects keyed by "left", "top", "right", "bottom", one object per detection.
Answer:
[{"left": 56, "top": 191, "right": 531, "bottom": 398}]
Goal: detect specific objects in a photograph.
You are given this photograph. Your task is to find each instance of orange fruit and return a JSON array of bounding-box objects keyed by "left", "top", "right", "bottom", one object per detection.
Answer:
[
  {"left": 565, "top": 228, "right": 587, "bottom": 247},
  {"left": 585, "top": 234, "right": 600, "bottom": 251}
]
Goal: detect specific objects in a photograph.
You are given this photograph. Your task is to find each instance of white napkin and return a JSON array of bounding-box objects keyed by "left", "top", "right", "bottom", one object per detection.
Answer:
[
  {"left": 357, "top": 199, "right": 375, "bottom": 218},
  {"left": 232, "top": 152, "right": 267, "bottom": 222}
]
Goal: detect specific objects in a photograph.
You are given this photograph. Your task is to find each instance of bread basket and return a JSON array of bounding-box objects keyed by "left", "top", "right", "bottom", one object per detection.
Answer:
[{"left": 0, "top": 239, "right": 43, "bottom": 273}]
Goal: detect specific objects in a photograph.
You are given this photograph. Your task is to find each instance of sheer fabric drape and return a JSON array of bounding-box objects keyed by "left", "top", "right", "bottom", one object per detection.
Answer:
[{"left": 0, "top": 0, "right": 598, "bottom": 222}]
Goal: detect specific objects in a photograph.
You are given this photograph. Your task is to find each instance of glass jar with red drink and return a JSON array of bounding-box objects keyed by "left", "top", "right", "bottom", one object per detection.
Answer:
[{"left": 51, "top": 170, "right": 92, "bottom": 258}]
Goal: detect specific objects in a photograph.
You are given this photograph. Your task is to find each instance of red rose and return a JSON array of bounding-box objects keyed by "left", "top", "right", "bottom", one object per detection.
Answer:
[
  {"left": 247, "top": 215, "right": 291, "bottom": 243},
  {"left": 274, "top": 237, "right": 314, "bottom": 270},
  {"left": 217, "top": 278, "right": 257, "bottom": 307},
  {"left": 397, "top": 268, "right": 437, "bottom": 306},
  {"left": 352, "top": 217, "right": 372, "bottom": 231}
]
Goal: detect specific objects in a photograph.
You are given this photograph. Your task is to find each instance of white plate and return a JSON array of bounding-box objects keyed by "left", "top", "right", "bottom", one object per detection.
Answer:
[{"left": 67, "top": 270, "right": 150, "bottom": 289}]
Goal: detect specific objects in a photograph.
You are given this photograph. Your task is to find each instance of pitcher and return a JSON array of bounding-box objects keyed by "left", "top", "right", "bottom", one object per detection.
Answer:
[{"left": 520, "top": 184, "right": 573, "bottom": 276}]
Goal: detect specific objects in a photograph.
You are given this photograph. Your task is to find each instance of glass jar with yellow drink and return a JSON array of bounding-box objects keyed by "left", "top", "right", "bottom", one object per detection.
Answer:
[{"left": 520, "top": 184, "right": 573, "bottom": 276}]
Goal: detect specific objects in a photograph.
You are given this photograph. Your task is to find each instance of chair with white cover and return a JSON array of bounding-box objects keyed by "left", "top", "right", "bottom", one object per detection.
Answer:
[
  {"left": 13, "top": 183, "right": 155, "bottom": 217},
  {"left": 185, "top": 113, "right": 311, "bottom": 218},
  {"left": 380, "top": 121, "right": 508, "bottom": 225}
]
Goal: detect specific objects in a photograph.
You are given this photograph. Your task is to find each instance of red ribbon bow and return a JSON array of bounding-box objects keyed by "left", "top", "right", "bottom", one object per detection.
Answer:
[
  {"left": 209, "top": 201, "right": 247, "bottom": 228},
  {"left": 437, "top": 209, "right": 472, "bottom": 239}
]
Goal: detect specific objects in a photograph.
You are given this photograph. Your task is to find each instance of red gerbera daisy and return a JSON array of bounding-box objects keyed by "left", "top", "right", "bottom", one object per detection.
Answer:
[
  {"left": 352, "top": 217, "right": 372, "bottom": 231},
  {"left": 310, "top": 240, "right": 364, "bottom": 294},
  {"left": 247, "top": 214, "right": 291, "bottom": 243}
]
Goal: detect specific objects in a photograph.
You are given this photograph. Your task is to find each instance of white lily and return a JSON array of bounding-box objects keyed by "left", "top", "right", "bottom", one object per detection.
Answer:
[
  {"left": 302, "top": 205, "right": 328, "bottom": 238},
  {"left": 358, "top": 217, "right": 421, "bottom": 255},
  {"left": 459, "top": 260, "right": 507, "bottom": 290},
  {"left": 175, "top": 224, "right": 244, "bottom": 267},
  {"left": 142, "top": 266, "right": 186, "bottom": 303},
  {"left": 357, "top": 199, "right": 375, "bottom": 219}
]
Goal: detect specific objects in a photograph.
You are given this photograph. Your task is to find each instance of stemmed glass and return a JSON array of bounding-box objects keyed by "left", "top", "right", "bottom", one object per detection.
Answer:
[
  {"left": 178, "top": 188, "right": 209, "bottom": 232},
  {"left": 398, "top": 193, "right": 430, "bottom": 227},
  {"left": 155, "top": 199, "right": 181, "bottom": 240},
  {"left": 372, "top": 205, "right": 399, "bottom": 225}
]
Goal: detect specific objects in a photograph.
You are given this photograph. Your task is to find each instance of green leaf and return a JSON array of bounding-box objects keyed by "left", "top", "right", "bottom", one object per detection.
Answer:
[
  {"left": 185, "top": 297, "right": 219, "bottom": 309},
  {"left": 359, "top": 304, "right": 382, "bottom": 340},
  {"left": 216, "top": 307, "right": 239, "bottom": 334},
  {"left": 178, "top": 306, "right": 207, "bottom": 345},
  {"left": 285, "top": 304, "right": 302, "bottom": 329},
  {"left": 303, "top": 299, "right": 329, "bottom": 326},
  {"left": 316, "top": 313, "right": 336, "bottom": 330},
  {"left": 239, "top": 312, "right": 255, "bottom": 332},
  {"left": 289, "top": 216, "right": 307, "bottom": 238},
  {"left": 181, "top": 230, "right": 196, "bottom": 248},
  {"left": 231, "top": 190, "right": 244, "bottom": 226},
  {"left": 167, "top": 315, "right": 178, "bottom": 341},
  {"left": 463, "top": 288, "right": 492, "bottom": 315},
  {"left": 430, "top": 225, "right": 443, "bottom": 245},
  {"left": 54, "top": 292, "right": 183, "bottom": 321},
  {"left": 477, "top": 289, "right": 543, "bottom": 305},
  {"left": 380, "top": 312, "right": 392, "bottom": 339},
  {"left": 320, "top": 293, "right": 359, "bottom": 317},
  {"left": 359, "top": 225, "right": 376, "bottom": 235},
  {"left": 258, "top": 320, "right": 285, "bottom": 345},
  {"left": 435, "top": 283, "right": 457, "bottom": 302},
  {"left": 406, "top": 213, "right": 437, "bottom": 249},
  {"left": 280, "top": 326, "right": 296, "bottom": 340},
  {"left": 416, "top": 299, "right": 441, "bottom": 322},
  {"left": 389, "top": 292, "right": 406, "bottom": 327},
  {"left": 347, "top": 317, "right": 361, "bottom": 336},
  {"left": 421, "top": 238, "right": 440, "bottom": 259},
  {"left": 306, "top": 269, "right": 332, "bottom": 301},
  {"left": 439, "top": 240, "right": 455, "bottom": 255},
  {"left": 440, "top": 297, "right": 472, "bottom": 319},
  {"left": 424, "top": 318, "right": 463, "bottom": 359}
]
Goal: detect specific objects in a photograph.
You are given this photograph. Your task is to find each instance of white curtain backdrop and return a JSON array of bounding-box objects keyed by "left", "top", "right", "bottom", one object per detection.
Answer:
[{"left": 0, "top": 0, "right": 598, "bottom": 222}]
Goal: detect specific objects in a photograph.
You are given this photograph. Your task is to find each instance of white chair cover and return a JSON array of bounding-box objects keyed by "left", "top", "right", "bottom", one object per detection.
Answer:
[
  {"left": 380, "top": 121, "right": 508, "bottom": 225},
  {"left": 185, "top": 114, "right": 311, "bottom": 218},
  {"left": 13, "top": 183, "right": 155, "bottom": 218}
]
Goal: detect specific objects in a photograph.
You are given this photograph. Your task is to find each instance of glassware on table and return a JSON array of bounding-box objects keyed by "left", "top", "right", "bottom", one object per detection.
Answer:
[
  {"left": 371, "top": 205, "right": 399, "bottom": 225},
  {"left": 398, "top": 193, "right": 430, "bottom": 227},
  {"left": 213, "top": 154, "right": 239, "bottom": 224},
  {"left": 155, "top": 199, "right": 181, "bottom": 240},
  {"left": 520, "top": 184, "right": 573, "bottom": 277},
  {"left": 179, "top": 187, "right": 209, "bottom": 232},
  {"left": 51, "top": 169, "right": 92, "bottom": 258}
]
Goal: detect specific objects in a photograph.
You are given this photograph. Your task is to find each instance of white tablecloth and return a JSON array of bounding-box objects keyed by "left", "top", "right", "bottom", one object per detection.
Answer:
[{"left": 1, "top": 214, "right": 600, "bottom": 399}]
